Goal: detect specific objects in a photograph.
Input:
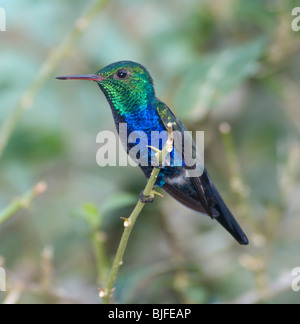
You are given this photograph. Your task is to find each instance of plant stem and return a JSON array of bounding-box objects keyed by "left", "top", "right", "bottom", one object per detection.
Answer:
[
  {"left": 92, "top": 230, "right": 110, "bottom": 286},
  {"left": 102, "top": 123, "right": 174, "bottom": 304},
  {"left": 219, "top": 122, "right": 249, "bottom": 215},
  {"left": 0, "top": 0, "right": 109, "bottom": 160},
  {"left": 0, "top": 182, "right": 47, "bottom": 226},
  {"left": 101, "top": 166, "right": 161, "bottom": 304}
]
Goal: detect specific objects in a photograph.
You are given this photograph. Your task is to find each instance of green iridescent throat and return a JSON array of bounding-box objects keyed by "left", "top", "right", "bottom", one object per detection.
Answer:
[{"left": 96, "top": 61, "right": 155, "bottom": 116}]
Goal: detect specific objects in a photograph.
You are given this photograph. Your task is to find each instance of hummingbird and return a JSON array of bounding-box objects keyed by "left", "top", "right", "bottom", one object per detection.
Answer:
[{"left": 57, "top": 61, "right": 248, "bottom": 245}]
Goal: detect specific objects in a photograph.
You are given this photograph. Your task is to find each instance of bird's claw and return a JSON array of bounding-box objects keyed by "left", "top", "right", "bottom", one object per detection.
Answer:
[{"left": 139, "top": 191, "right": 154, "bottom": 203}]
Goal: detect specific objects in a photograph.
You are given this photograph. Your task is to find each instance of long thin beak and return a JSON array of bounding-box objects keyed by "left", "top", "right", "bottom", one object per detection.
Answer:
[{"left": 56, "top": 74, "right": 105, "bottom": 82}]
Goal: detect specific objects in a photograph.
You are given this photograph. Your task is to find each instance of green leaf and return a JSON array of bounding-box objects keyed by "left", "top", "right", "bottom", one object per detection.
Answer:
[
  {"left": 176, "top": 38, "right": 266, "bottom": 120},
  {"left": 81, "top": 202, "right": 102, "bottom": 229}
]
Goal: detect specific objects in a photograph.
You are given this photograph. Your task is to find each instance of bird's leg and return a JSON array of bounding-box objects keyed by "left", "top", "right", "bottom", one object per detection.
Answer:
[
  {"left": 139, "top": 191, "right": 154, "bottom": 203},
  {"left": 140, "top": 183, "right": 158, "bottom": 203}
]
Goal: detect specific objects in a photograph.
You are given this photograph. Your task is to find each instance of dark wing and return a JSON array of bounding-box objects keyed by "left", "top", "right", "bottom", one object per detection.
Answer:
[{"left": 156, "top": 100, "right": 249, "bottom": 245}]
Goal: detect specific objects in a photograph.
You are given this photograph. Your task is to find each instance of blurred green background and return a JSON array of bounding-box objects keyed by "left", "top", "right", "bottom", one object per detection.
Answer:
[{"left": 0, "top": 0, "right": 300, "bottom": 304}]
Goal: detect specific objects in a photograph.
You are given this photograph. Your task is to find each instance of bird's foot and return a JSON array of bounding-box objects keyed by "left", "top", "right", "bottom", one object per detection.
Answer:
[{"left": 139, "top": 191, "right": 154, "bottom": 203}]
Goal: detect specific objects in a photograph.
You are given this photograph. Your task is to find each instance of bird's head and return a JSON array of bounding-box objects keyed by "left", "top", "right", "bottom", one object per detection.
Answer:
[{"left": 57, "top": 61, "right": 155, "bottom": 115}]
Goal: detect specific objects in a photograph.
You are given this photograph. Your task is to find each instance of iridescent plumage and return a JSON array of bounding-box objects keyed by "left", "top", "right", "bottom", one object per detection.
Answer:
[{"left": 57, "top": 61, "right": 249, "bottom": 245}]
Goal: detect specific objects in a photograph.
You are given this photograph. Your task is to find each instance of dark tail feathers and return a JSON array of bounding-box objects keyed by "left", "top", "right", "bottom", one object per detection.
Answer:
[{"left": 201, "top": 171, "right": 249, "bottom": 245}]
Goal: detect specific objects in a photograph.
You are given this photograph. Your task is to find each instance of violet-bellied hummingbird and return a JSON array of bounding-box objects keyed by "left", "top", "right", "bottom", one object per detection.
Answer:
[{"left": 57, "top": 61, "right": 248, "bottom": 245}]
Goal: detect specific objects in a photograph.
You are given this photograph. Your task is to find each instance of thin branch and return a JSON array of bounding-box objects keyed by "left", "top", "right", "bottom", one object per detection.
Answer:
[
  {"left": 101, "top": 123, "right": 174, "bottom": 304},
  {"left": 92, "top": 231, "right": 109, "bottom": 286},
  {"left": 2, "top": 283, "right": 24, "bottom": 305},
  {"left": 0, "top": 0, "right": 109, "bottom": 160},
  {"left": 0, "top": 182, "right": 47, "bottom": 226},
  {"left": 230, "top": 271, "right": 292, "bottom": 304}
]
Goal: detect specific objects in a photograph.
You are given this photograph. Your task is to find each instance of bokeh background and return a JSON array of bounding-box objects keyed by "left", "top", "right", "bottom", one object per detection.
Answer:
[{"left": 0, "top": 0, "right": 300, "bottom": 304}]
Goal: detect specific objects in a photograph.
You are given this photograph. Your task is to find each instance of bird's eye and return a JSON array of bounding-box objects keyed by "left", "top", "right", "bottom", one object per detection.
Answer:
[{"left": 117, "top": 69, "right": 128, "bottom": 79}]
